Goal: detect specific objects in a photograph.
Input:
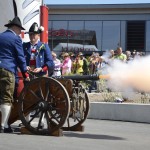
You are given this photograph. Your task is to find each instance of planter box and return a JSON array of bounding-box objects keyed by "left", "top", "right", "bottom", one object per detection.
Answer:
[{"left": 88, "top": 102, "right": 150, "bottom": 123}]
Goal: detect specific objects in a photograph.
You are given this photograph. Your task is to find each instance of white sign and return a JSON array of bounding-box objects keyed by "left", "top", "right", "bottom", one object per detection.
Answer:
[
  {"left": 14, "top": 0, "right": 42, "bottom": 42},
  {"left": 0, "top": 0, "right": 42, "bottom": 42},
  {"left": 0, "top": 0, "right": 14, "bottom": 32}
]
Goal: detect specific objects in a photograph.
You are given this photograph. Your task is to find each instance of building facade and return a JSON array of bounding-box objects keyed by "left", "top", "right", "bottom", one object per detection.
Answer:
[{"left": 47, "top": 4, "right": 150, "bottom": 55}]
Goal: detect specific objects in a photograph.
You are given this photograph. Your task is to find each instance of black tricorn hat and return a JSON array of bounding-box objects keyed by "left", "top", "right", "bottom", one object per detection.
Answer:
[
  {"left": 26, "top": 22, "right": 44, "bottom": 34},
  {"left": 4, "top": 16, "right": 25, "bottom": 30}
]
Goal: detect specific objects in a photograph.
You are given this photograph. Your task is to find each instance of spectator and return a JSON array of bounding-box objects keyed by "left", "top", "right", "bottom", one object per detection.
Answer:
[
  {"left": 72, "top": 53, "right": 84, "bottom": 74},
  {"left": 88, "top": 53, "right": 100, "bottom": 91},
  {"left": 114, "top": 47, "right": 127, "bottom": 62},
  {"left": 109, "top": 49, "right": 115, "bottom": 59},
  {"left": 61, "top": 53, "right": 72, "bottom": 75},
  {"left": 78, "top": 52, "right": 89, "bottom": 75},
  {"left": 52, "top": 51, "right": 61, "bottom": 76},
  {"left": 89, "top": 53, "right": 99, "bottom": 74},
  {"left": 125, "top": 50, "right": 133, "bottom": 63},
  {"left": 96, "top": 56, "right": 105, "bottom": 71}
]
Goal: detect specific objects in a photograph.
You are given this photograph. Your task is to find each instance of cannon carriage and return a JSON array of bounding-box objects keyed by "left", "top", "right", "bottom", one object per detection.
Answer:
[{"left": 0, "top": 74, "right": 102, "bottom": 136}]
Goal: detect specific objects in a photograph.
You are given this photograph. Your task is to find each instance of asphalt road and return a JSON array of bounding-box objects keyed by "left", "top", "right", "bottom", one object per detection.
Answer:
[{"left": 0, "top": 119, "right": 150, "bottom": 150}]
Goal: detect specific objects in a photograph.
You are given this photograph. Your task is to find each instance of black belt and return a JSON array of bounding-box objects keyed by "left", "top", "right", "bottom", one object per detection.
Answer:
[{"left": 54, "top": 70, "right": 60, "bottom": 71}]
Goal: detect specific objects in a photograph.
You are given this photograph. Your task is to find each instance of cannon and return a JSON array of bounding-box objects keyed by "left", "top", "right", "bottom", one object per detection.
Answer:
[{"left": 0, "top": 74, "right": 107, "bottom": 136}]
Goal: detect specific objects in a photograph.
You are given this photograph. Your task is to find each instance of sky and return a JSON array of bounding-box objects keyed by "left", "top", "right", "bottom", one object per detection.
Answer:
[{"left": 44, "top": 0, "right": 150, "bottom": 4}]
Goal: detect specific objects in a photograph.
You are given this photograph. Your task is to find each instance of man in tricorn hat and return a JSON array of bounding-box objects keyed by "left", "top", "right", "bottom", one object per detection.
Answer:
[
  {"left": 0, "top": 16, "right": 30, "bottom": 133},
  {"left": 23, "top": 22, "right": 54, "bottom": 128}
]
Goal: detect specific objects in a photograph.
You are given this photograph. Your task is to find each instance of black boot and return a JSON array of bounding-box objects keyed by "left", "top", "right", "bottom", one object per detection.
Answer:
[
  {"left": 4, "top": 126, "right": 13, "bottom": 133},
  {"left": 0, "top": 126, "right": 13, "bottom": 133},
  {"left": 0, "top": 126, "right": 4, "bottom": 133}
]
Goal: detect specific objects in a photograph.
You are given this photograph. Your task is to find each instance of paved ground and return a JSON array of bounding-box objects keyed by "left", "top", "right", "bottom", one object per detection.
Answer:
[{"left": 0, "top": 119, "right": 150, "bottom": 150}]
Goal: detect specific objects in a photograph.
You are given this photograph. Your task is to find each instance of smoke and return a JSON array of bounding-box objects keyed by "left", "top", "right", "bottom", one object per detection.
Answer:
[
  {"left": 106, "top": 55, "right": 150, "bottom": 93},
  {"left": 101, "top": 50, "right": 112, "bottom": 63}
]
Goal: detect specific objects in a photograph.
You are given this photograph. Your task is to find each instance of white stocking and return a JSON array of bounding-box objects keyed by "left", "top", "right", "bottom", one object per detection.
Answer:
[{"left": 0, "top": 104, "right": 11, "bottom": 128}]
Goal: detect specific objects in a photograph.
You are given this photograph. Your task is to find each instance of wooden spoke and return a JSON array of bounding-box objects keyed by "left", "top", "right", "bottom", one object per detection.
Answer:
[
  {"left": 47, "top": 111, "right": 60, "bottom": 124},
  {"left": 45, "top": 111, "right": 53, "bottom": 133},
  {"left": 38, "top": 81, "right": 44, "bottom": 99},
  {"left": 28, "top": 89, "right": 41, "bottom": 101},
  {"left": 45, "top": 82, "right": 50, "bottom": 101},
  {"left": 28, "top": 109, "right": 41, "bottom": 124}
]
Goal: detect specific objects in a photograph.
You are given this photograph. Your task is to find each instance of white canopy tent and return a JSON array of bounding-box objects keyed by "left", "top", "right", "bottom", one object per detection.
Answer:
[{"left": 53, "top": 43, "right": 98, "bottom": 51}]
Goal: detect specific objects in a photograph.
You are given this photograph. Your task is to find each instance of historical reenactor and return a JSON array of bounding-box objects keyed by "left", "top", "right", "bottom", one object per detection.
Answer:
[
  {"left": 23, "top": 22, "right": 54, "bottom": 128},
  {"left": 23, "top": 22, "right": 54, "bottom": 77},
  {"left": 0, "top": 16, "right": 30, "bottom": 133}
]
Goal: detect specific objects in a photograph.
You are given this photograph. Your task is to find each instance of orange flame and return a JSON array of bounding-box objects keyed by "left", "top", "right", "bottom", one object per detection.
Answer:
[{"left": 99, "top": 74, "right": 110, "bottom": 79}]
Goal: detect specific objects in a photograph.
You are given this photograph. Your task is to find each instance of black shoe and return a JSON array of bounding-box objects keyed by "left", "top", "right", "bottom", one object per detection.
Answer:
[
  {"left": 0, "top": 126, "right": 13, "bottom": 133},
  {"left": 0, "top": 126, "right": 4, "bottom": 133}
]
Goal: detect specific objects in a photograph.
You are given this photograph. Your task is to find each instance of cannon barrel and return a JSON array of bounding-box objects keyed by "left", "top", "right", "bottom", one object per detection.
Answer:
[
  {"left": 26, "top": 70, "right": 110, "bottom": 81},
  {"left": 62, "top": 74, "right": 99, "bottom": 81},
  {"left": 59, "top": 74, "right": 109, "bottom": 81}
]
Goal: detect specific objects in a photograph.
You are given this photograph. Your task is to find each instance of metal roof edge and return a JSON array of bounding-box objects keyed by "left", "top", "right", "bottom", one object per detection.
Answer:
[{"left": 47, "top": 3, "right": 150, "bottom": 9}]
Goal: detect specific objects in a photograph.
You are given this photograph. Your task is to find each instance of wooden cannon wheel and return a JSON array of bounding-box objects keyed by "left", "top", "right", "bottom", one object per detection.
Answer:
[
  {"left": 62, "top": 84, "right": 90, "bottom": 131},
  {"left": 18, "top": 77, "right": 70, "bottom": 135}
]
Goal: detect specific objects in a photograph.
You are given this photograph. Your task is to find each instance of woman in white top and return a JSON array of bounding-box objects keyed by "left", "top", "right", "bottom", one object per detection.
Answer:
[{"left": 52, "top": 52, "right": 61, "bottom": 76}]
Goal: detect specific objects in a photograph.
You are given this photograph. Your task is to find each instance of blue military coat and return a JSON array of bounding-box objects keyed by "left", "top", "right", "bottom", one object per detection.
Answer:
[
  {"left": 23, "top": 41, "right": 54, "bottom": 76},
  {"left": 0, "top": 30, "right": 27, "bottom": 75}
]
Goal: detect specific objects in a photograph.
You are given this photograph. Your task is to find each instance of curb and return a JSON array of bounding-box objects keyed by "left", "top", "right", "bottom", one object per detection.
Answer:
[{"left": 88, "top": 102, "right": 150, "bottom": 123}]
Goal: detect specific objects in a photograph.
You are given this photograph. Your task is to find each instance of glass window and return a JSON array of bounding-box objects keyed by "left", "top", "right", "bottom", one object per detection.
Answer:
[
  {"left": 102, "top": 21, "right": 121, "bottom": 51},
  {"left": 85, "top": 21, "right": 102, "bottom": 51},
  {"left": 48, "top": 21, "right": 68, "bottom": 53},
  {"left": 67, "top": 21, "right": 84, "bottom": 53},
  {"left": 48, "top": 20, "right": 121, "bottom": 55},
  {"left": 146, "top": 21, "right": 150, "bottom": 54},
  {"left": 127, "top": 21, "right": 145, "bottom": 52}
]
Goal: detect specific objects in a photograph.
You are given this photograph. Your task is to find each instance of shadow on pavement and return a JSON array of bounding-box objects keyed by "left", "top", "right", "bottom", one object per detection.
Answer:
[{"left": 64, "top": 132, "right": 126, "bottom": 140}]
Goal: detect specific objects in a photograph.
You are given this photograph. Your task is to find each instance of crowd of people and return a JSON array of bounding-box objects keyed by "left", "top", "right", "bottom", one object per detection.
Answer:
[
  {"left": 51, "top": 46, "right": 145, "bottom": 77},
  {"left": 51, "top": 46, "right": 145, "bottom": 93}
]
